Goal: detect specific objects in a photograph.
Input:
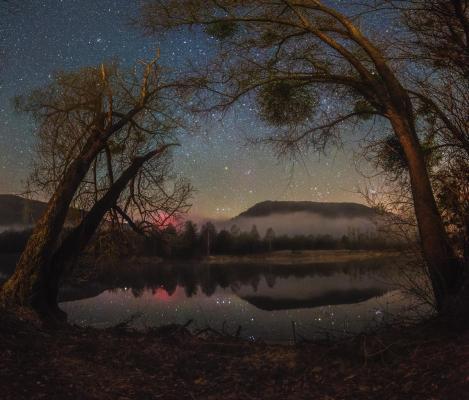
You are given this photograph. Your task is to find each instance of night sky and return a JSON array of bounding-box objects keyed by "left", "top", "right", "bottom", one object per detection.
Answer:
[{"left": 0, "top": 1, "right": 389, "bottom": 219}]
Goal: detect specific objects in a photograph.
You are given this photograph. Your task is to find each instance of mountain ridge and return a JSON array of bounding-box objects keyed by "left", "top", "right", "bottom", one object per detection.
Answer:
[
  {"left": 0, "top": 194, "right": 81, "bottom": 228},
  {"left": 0, "top": 194, "right": 49, "bottom": 227},
  {"left": 235, "top": 200, "right": 377, "bottom": 219}
]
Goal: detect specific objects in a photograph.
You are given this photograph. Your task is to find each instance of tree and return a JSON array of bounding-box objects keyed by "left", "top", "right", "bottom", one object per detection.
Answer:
[
  {"left": 214, "top": 229, "right": 233, "bottom": 254},
  {"left": 365, "top": 1, "right": 469, "bottom": 275},
  {"left": 0, "top": 56, "right": 192, "bottom": 317},
  {"left": 200, "top": 221, "right": 217, "bottom": 256},
  {"left": 249, "top": 225, "right": 261, "bottom": 253},
  {"left": 250, "top": 225, "right": 260, "bottom": 241},
  {"left": 264, "top": 227, "right": 276, "bottom": 252},
  {"left": 180, "top": 220, "right": 198, "bottom": 257},
  {"left": 396, "top": 0, "right": 469, "bottom": 80},
  {"left": 398, "top": 0, "right": 469, "bottom": 271},
  {"left": 138, "top": 0, "right": 463, "bottom": 310}
]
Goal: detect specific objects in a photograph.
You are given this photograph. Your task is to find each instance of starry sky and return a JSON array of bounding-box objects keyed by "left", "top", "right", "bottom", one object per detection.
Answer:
[{"left": 0, "top": 1, "right": 387, "bottom": 219}]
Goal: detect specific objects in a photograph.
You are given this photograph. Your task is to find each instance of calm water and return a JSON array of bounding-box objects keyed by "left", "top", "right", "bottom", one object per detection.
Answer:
[{"left": 57, "top": 256, "right": 428, "bottom": 342}]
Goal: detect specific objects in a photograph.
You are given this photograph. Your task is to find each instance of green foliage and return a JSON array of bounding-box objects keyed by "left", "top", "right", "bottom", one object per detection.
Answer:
[
  {"left": 132, "top": 130, "right": 146, "bottom": 145},
  {"left": 378, "top": 135, "right": 409, "bottom": 174},
  {"left": 257, "top": 81, "right": 318, "bottom": 126},
  {"left": 108, "top": 140, "right": 126, "bottom": 155},
  {"left": 205, "top": 20, "right": 238, "bottom": 40},
  {"left": 353, "top": 100, "right": 375, "bottom": 120},
  {"left": 377, "top": 135, "right": 435, "bottom": 175},
  {"left": 416, "top": 102, "right": 432, "bottom": 117},
  {"left": 416, "top": 102, "right": 437, "bottom": 126}
]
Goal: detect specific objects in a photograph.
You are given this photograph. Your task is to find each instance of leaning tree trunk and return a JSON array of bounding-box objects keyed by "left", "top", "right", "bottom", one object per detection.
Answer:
[
  {"left": 0, "top": 107, "right": 144, "bottom": 316},
  {"left": 388, "top": 109, "right": 463, "bottom": 310},
  {"left": 0, "top": 130, "right": 107, "bottom": 315},
  {"left": 315, "top": 0, "right": 463, "bottom": 309},
  {"left": 45, "top": 146, "right": 171, "bottom": 314}
]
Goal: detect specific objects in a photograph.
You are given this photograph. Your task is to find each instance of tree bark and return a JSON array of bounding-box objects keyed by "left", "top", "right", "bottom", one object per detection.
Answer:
[
  {"left": 44, "top": 145, "right": 172, "bottom": 314},
  {"left": 387, "top": 108, "right": 463, "bottom": 309},
  {"left": 341, "top": 5, "right": 465, "bottom": 308},
  {"left": 0, "top": 129, "right": 107, "bottom": 315},
  {"left": 0, "top": 106, "right": 145, "bottom": 316},
  {"left": 289, "top": 1, "right": 463, "bottom": 308}
]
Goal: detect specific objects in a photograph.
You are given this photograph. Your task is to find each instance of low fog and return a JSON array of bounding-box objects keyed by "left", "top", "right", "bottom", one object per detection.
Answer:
[
  {"left": 0, "top": 224, "right": 33, "bottom": 234},
  {"left": 2, "top": 214, "right": 379, "bottom": 239},
  {"left": 218, "top": 212, "right": 379, "bottom": 238}
]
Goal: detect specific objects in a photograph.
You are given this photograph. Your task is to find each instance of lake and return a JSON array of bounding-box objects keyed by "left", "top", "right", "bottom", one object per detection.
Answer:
[{"left": 55, "top": 253, "right": 430, "bottom": 343}]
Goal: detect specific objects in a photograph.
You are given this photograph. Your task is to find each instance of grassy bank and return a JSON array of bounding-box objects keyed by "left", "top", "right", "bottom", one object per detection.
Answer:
[{"left": 201, "top": 250, "right": 402, "bottom": 265}]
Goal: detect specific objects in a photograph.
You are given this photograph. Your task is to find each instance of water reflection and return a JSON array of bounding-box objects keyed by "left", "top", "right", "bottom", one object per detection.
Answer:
[
  {"left": 243, "top": 287, "right": 388, "bottom": 311},
  {"left": 58, "top": 257, "right": 424, "bottom": 342},
  {"left": 59, "top": 258, "right": 397, "bottom": 308}
]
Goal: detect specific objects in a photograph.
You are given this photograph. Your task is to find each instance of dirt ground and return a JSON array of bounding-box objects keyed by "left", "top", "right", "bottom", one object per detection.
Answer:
[{"left": 1, "top": 311, "right": 468, "bottom": 400}]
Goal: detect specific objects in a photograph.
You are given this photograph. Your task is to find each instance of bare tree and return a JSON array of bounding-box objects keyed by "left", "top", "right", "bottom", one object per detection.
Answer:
[
  {"left": 375, "top": 0, "right": 469, "bottom": 267},
  {"left": 393, "top": 0, "right": 469, "bottom": 79},
  {"left": 0, "top": 56, "right": 193, "bottom": 317},
  {"left": 138, "top": 0, "right": 462, "bottom": 310}
]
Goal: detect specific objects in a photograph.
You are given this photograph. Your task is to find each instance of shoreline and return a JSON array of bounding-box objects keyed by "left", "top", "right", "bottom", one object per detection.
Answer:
[
  {"left": 200, "top": 249, "right": 402, "bottom": 265},
  {"left": 0, "top": 249, "right": 403, "bottom": 276}
]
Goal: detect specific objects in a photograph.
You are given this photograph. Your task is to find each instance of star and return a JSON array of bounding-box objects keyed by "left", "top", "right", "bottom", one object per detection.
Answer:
[{"left": 0, "top": 0, "right": 371, "bottom": 218}]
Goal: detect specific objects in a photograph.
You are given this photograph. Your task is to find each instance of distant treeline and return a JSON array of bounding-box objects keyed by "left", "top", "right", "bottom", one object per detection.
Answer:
[
  {"left": 146, "top": 221, "right": 406, "bottom": 258},
  {"left": 0, "top": 221, "right": 405, "bottom": 258}
]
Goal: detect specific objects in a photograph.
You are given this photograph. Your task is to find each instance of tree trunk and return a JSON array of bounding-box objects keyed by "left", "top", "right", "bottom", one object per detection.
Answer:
[
  {"left": 314, "top": 0, "right": 464, "bottom": 309},
  {"left": 0, "top": 106, "right": 146, "bottom": 316},
  {"left": 388, "top": 110, "right": 463, "bottom": 310},
  {"left": 0, "top": 136, "right": 105, "bottom": 312},
  {"left": 44, "top": 146, "right": 171, "bottom": 313},
  {"left": 0, "top": 130, "right": 106, "bottom": 316}
]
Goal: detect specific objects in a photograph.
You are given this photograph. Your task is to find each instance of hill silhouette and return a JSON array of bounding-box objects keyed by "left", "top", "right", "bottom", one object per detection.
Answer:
[
  {"left": 0, "top": 195, "right": 81, "bottom": 228},
  {"left": 235, "top": 200, "right": 377, "bottom": 219}
]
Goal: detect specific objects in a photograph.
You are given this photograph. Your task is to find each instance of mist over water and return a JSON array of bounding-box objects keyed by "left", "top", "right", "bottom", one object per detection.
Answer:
[{"left": 218, "top": 212, "right": 378, "bottom": 237}]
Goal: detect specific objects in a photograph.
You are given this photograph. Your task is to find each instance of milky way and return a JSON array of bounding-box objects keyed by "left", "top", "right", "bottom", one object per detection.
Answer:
[{"left": 0, "top": 1, "right": 395, "bottom": 218}]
